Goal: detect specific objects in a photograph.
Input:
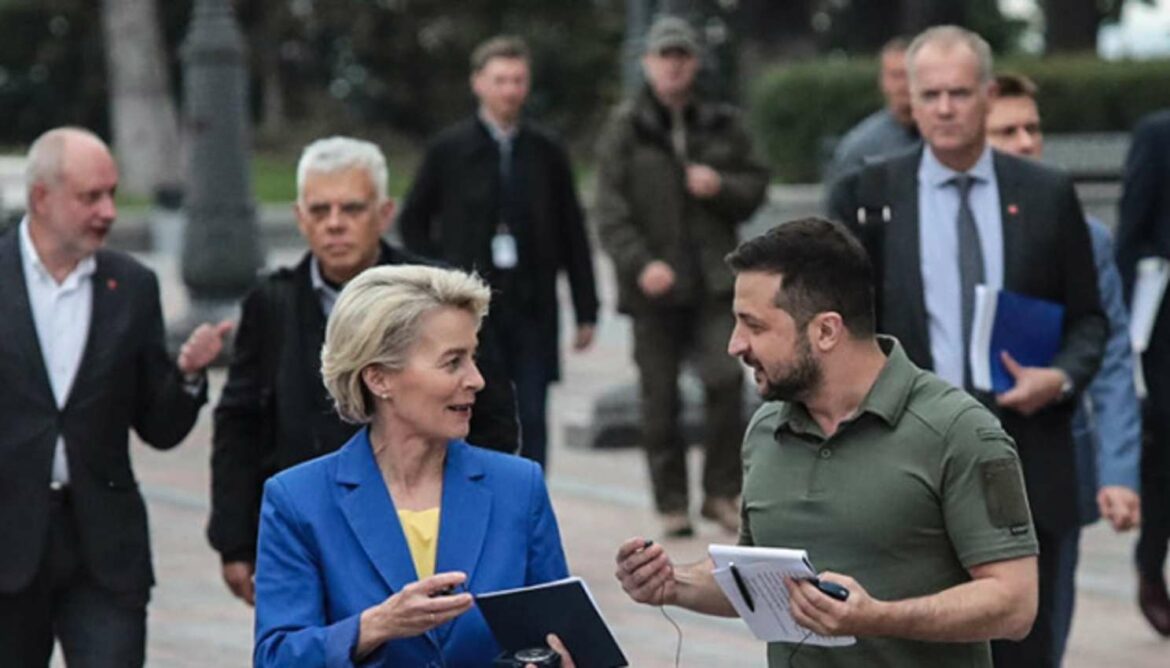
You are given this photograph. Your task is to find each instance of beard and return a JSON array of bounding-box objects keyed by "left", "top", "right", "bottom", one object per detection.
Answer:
[{"left": 752, "top": 334, "right": 822, "bottom": 403}]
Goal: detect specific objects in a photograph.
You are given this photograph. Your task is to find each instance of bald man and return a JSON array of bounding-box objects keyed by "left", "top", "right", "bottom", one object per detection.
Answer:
[{"left": 0, "top": 127, "right": 228, "bottom": 667}]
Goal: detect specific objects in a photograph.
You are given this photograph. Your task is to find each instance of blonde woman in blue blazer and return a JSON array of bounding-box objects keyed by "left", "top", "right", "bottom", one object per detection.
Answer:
[{"left": 253, "top": 265, "right": 573, "bottom": 667}]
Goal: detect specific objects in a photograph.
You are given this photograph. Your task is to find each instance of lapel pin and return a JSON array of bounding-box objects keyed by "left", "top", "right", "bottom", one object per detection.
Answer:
[
  {"left": 107, "top": 278, "right": 118, "bottom": 291},
  {"left": 1007, "top": 204, "right": 1019, "bottom": 216}
]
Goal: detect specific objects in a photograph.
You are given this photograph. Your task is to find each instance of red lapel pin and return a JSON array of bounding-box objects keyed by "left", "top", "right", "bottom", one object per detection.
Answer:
[
  {"left": 107, "top": 278, "right": 118, "bottom": 291},
  {"left": 1007, "top": 204, "right": 1019, "bottom": 216}
]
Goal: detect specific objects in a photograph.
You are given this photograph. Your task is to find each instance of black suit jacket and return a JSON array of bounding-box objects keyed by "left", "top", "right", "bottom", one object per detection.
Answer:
[
  {"left": 397, "top": 116, "right": 599, "bottom": 381},
  {"left": 1117, "top": 110, "right": 1170, "bottom": 393},
  {"left": 828, "top": 147, "right": 1107, "bottom": 533},
  {"left": 207, "top": 241, "right": 519, "bottom": 563},
  {"left": 0, "top": 228, "right": 205, "bottom": 599}
]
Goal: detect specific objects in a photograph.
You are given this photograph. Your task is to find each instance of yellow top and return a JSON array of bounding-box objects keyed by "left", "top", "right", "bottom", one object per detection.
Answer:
[{"left": 397, "top": 507, "right": 441, "bottom": 580}]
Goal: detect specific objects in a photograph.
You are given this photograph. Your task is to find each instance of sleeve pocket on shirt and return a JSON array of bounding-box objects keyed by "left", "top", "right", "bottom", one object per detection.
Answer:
[{"left": 979, "top": 457, "right": 1031, "bottom": 531}]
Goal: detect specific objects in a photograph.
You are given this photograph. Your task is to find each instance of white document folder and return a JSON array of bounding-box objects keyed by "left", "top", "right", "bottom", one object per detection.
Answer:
[
  {"left": 708, "top": 544, "right": 856, "bottom": 647},
  {"left": 1129, "top": 256, "right": 1170, "bottom": 355}
]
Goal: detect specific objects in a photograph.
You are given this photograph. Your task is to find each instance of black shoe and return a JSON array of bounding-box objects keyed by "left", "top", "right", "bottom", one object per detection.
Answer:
[{"left": 1138, "top": 571, "right": 1170, "bottom": 637}]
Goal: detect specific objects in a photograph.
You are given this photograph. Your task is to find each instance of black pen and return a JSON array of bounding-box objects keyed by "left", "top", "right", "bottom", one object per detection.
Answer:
[{"left": 728, "top": 562, "right": 755, "bottom": 612}]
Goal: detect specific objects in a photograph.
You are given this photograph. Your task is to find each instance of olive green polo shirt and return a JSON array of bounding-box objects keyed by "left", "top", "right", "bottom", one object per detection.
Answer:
[{"left": 740, "top": 336, "right": 1038, "bottom": 668}]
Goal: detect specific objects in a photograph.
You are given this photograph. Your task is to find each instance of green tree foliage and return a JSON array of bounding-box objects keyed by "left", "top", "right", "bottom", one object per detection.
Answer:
[
  {"left": 294, "top": 0, "right": 624, "bottom": 138},
  {"left": 750, "top": 54, "right": 1170, "bottom": 182},
  {"left": 0, "top": 0, "right": 624, "bottom": 147}
]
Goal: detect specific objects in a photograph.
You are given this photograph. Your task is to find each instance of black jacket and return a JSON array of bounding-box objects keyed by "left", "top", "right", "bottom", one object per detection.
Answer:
[
  {"left": 207, "top": 241, "right": 518, "bottom": 563},
  {"left": 828, "top": 147, "right": 1107, "bottom": 533},
  {"left": 0, "top": 229, "right": 205, "bottom": 600},
  {"left": 398, "top": 116, "right": 599, "bottom": 381},
  {"left": 1117, "top": 110, "right": 1170, "bottom": 389}
]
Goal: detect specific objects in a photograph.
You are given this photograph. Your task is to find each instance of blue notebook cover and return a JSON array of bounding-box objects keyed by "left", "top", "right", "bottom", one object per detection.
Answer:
[{"left": 987, "top": 290, "right": 1064, "bottom": 393}]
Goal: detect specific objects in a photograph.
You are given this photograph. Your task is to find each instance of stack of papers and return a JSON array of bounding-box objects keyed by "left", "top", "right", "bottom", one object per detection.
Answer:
[{"left": 709, "top": 544, "right": 855, "bottom": 647}]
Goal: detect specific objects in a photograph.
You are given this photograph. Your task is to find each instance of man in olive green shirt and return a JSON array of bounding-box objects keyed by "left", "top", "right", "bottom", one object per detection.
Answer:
[{"left": 615, "top": 218, "right": 1039, "bottom": 667}]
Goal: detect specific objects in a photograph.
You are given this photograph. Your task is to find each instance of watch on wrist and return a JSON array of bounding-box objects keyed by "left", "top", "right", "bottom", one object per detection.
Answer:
[{"left": 1058, "top": 375, "right": 1074, "bottom": 402}]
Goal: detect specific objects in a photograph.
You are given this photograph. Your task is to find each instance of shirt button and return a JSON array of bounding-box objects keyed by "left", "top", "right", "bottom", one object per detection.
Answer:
[{"left": 819, "top": 448, "right": 832, "bottom": 459}]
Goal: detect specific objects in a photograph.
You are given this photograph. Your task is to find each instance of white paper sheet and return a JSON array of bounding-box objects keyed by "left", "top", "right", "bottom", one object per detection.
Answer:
[
  {"left": 1130, "top": 256, "right": 1170, "bottom": 354},
  {"left": 708, "top": 544, "right": 856, "bottom": 647}
]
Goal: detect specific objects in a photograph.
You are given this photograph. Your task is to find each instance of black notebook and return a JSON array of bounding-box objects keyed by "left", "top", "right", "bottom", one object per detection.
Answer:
[{"left": 475, "top": 576, "right": 628, "bottom": 668}]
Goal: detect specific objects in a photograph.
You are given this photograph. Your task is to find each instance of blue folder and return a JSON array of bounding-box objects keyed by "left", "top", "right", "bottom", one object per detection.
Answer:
[{"left": 978, "top": 289, "right": 1064, "bottom": 394}]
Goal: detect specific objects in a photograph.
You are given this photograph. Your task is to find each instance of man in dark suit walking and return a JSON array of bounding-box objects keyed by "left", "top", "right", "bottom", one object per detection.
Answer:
[
  {"left": 0, "top": 127, "right": 229, "bottom": 667},
  {"left": 397, "top": 35, "right": 600, "bottom": 471},
  {"left": 828, "top": 26, "right": 1107, "bottom": 668},
  {"left": 1116, "top": 109, "right": 1170, "bottom": 637},
  {"left": 208, "top": 136, "right": 519, "bottom": 606}
]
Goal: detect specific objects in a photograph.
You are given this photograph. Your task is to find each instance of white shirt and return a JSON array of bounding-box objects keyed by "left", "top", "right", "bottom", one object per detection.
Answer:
[{"left": 19, "top": 218, "right": 95, "bottom": 486}]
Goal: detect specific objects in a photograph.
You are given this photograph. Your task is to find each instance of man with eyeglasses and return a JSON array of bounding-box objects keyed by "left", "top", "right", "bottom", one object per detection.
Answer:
[{"left": 207, "top": 136, "right": 519, "bottom": 607}]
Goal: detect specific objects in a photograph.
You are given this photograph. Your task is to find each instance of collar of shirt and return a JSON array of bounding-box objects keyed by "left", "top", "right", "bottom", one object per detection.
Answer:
[
  {"left": 309, "top": 256, "right": 340, "bottom": 317},
  {"left": 478, "top": 108, "right": 519, "bottom": 145},
  {"left": 919, "top": 143, "right": 995, "bottom": 189},
  {"left": 19, "top": 217, "right": 96, "bottom": 289},
  {"left": 773, "top": 336, "right": 916, "bottom": 440}
]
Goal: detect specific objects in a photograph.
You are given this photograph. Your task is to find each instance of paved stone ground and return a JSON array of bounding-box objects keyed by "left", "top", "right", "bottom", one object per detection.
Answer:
[{"left": 52, "top": 247, "right": 1170, "bottom": 666}]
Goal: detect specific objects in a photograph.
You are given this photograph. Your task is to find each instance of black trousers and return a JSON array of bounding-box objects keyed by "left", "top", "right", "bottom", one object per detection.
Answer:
[
  {"left": 0, "top": 490, "right": 147, "bottom": 668},
  {"left": 1137, "top": 400, "right": 1170, "bottom": 577}
]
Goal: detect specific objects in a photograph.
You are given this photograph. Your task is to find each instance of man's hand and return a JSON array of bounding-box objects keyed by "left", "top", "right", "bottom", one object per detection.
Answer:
[
  {"left": 1097, "top": 486, "right": 1141, "bottom": 532},
  {"left": 786, "top": 572, "right": 879, "bottom": 637},
  {"left": 638, "top": 261, "right": 676, "bottom": 298},
  {"left": 525, "top": 633, "right": 575, "bottom": 668},
  {"left": 178, "top": 320, "right": 233, "bottom": 375},
  {"left": 573, "top": 324, "right": 596, "bottom": 351},
  {"left": 221, "top": 560, "right": 255, "bottom": 606},
  {"left": 615, "top": 537, "right": 675, "bottom": 606},
  {"left": 995, "top": 352, "right": 1067, "bottom": 416},
  {"left": 685, "top": 163, "right": 722, "bottom": 199}
]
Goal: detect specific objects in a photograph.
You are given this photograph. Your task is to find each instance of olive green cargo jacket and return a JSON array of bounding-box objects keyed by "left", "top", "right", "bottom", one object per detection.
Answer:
[{"left": 593, "top": 87, "right": 769, "bottom": 314}]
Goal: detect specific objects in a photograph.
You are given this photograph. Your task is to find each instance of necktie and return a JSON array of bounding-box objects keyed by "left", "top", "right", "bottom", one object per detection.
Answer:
[
  {"left": 951, "top": 173, "right": 984, "bottom": 386},
  {"left": 498, "top": 136, "right": 516, "bottom": 229}
]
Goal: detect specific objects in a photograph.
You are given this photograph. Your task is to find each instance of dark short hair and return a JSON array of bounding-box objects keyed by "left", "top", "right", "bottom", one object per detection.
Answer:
[
  {"left": 725, "top": 217, "right": 876, "bottom": 338},
  {"left": 470, "top": 35, "right": 530, "bottom": 73},
  {"left": 994, "top": 72, "right": 1038, "bottom": 100}
]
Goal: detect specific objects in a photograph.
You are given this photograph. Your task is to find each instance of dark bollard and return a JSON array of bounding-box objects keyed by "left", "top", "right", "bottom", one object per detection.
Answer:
[
  {"left": 179, "top": 0, "right": 262, "bottom": 304},
  {"left": 172, "top": 0, "right": 263, "bottom": 358}
]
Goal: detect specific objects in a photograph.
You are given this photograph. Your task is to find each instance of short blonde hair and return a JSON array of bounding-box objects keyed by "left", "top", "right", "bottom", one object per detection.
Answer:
[{"left": 320, "top": 265, "right": 491, "bottom": 424}]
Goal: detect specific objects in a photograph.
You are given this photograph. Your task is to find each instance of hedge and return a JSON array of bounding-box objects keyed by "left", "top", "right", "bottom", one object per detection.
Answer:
[{"left": 749, "top": 55, "right": 1170, "bottom": 183}]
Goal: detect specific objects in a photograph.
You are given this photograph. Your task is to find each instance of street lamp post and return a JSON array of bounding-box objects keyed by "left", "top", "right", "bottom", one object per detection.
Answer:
[{"left": 179, "top": 0, "right": 262, "bottom": 313}]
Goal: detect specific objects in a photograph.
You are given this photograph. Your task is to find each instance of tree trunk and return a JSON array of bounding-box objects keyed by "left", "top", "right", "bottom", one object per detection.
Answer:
[
  {"left": 1043, "top": 0, "right": 1101, "bottom": 52},
  {"left": 101, "top": 0, "right": 182, "bottom": 198}
]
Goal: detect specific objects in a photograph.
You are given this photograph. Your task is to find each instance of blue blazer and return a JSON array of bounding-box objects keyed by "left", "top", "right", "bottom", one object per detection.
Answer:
[{"left": 253, "top": 429, "right": 569, "bottom": 667}]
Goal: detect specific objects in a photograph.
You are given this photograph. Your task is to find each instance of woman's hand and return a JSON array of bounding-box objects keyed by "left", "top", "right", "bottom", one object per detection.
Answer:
[
  {"left": 525, "top": 633, "right": 575, "bottom": 668},
  {"left": 355, "top": 571, "right": 474, "bottom": 658}
]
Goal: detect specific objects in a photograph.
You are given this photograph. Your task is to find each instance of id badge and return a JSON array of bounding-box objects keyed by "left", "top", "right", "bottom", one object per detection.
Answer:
[{"left": 491, "top": 231, "right": 518, "bottom": 269}]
